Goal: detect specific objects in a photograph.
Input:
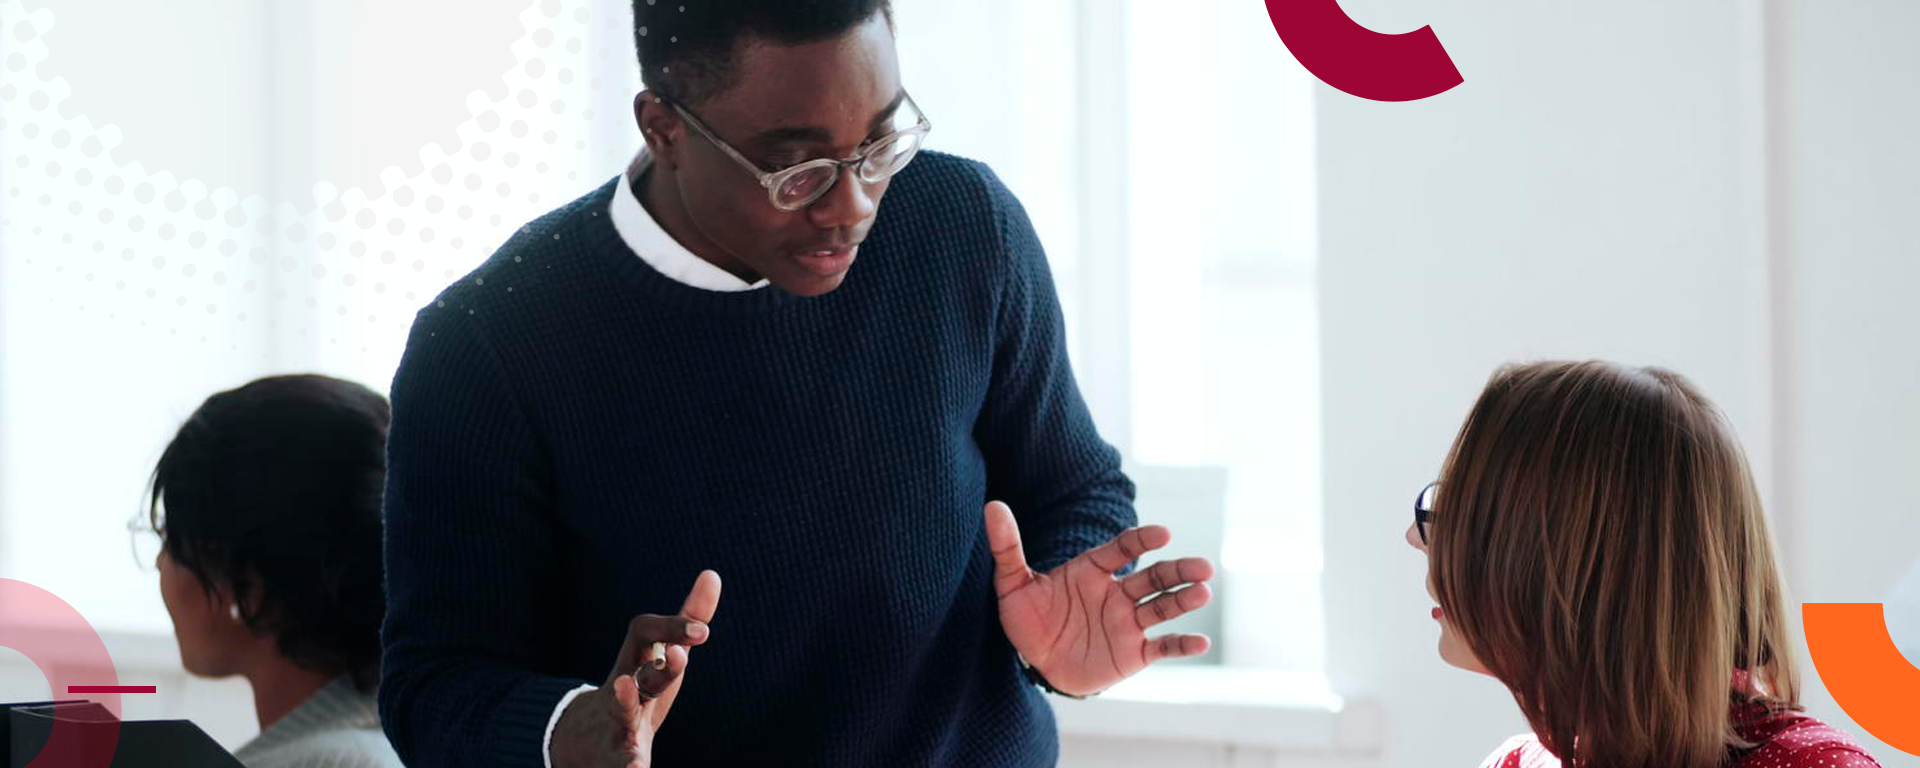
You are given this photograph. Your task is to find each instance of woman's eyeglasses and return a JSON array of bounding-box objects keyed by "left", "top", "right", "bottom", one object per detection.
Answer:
[
  {"left": 128, "top": 518, "right": 162, "bottom": 571},
  {"left": 1414, "top": 482, "right": 1438, "bottom": 545}
]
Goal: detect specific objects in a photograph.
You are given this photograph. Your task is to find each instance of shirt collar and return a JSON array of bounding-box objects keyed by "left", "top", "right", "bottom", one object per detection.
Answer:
[{"left": 609, "top": 149, "right": 770, "bottom": 292}]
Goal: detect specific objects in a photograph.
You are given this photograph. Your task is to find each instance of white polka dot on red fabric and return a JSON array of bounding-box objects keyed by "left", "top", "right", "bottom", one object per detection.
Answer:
[{"left": 1478, "top": 715, "right": 1882, "bottom": 768}]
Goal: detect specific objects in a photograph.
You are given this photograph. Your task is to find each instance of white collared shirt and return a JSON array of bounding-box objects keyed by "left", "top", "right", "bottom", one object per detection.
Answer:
[{"left": 608, "top": 149, "right": 770, "bottom": 291}]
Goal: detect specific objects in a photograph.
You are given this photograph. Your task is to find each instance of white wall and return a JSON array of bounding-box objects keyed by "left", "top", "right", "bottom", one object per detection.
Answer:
[
  {"left": 1317, "top": 1, "right": 1919, "bottom": 767},
  {"left": 1773, "top": 0, "right": 1920, "bottom": 758}
]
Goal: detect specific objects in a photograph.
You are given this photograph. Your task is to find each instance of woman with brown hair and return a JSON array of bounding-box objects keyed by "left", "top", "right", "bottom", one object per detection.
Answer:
[{"left": 1408, "top": 361, "right": 1881, "bottom": 768}]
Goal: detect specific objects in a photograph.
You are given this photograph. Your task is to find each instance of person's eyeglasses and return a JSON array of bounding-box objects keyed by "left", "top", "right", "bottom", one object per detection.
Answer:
[
  {"left": 128, "top": 518, "right": 162, "bottom": 571},
  {"left": 666, "top": 91, "right": 932, "bottom": 212},
  {"left": 1414, "top": 482, "right": 1438, "bottom": 545}
]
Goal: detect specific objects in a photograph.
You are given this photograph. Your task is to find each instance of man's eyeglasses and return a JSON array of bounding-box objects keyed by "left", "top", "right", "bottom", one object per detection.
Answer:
[
  {"left": 666, "top": 91, "right": 932, "bottom": 212},
  {"left": 1414, "top": 482, "right": 1438, "bottom": 545}
]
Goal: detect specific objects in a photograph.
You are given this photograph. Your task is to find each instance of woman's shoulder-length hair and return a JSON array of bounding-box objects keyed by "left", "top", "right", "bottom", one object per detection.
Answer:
[{"left": 1430, "top": 360, "right": 1798, "bottom": 768}]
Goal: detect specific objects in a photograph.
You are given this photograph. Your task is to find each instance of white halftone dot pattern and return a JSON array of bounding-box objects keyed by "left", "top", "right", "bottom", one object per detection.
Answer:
[{"left": 1, "top": 0, "right": 642, "bottom": 361}]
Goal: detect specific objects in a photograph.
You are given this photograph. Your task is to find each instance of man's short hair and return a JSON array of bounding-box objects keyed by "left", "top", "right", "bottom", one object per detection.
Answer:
[{"left": 634, "top": 0, "right": 894, "bottom": 106}]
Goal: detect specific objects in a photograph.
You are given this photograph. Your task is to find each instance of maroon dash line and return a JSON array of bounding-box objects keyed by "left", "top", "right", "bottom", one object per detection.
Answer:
[{"left": 67, "top": 686, "right": 156, "bottom": 694}]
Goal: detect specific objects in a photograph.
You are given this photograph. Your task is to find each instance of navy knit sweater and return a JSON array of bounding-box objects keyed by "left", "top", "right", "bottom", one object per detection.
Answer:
[{"left": 378, "top": 151, "right": 1135, "bottom": 768}]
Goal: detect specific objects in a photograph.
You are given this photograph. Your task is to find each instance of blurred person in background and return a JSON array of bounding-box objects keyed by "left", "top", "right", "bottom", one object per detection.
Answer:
[{"left": 142, "top": 374, "right": 403, "bottom": 768}]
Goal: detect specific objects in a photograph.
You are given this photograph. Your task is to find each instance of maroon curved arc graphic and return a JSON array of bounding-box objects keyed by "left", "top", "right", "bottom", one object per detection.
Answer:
[{"left": 1264, "top": 0, "right": 1464, "bottom": 102}]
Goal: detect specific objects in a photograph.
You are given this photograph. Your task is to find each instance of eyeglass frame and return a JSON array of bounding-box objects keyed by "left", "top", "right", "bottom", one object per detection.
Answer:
[
  {"left": 128, "top": 517, "right": 162, "bottom": 570},
  {"left": 1414, "top": 482, "right": 1438, "bottom": 545},
  {"left": 663, "top": 90, "right": 932, "bottom": 212}
]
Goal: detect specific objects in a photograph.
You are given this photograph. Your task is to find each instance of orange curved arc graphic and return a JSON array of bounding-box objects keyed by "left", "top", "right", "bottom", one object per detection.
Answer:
[{"left": 1803, "top": 602, "right": 1920, "bottom": 756}]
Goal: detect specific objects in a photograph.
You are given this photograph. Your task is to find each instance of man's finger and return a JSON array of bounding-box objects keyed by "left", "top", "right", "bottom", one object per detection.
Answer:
[
  {"left": 1133, "top": 582, "right": 1213, "bottom": 629},
  {"left": 610, "top": 674, "right": 644, "bottom": 742},
  {"left": 1141, "top": 633, "right": 1212, "bottom": 664},
  {"left": 627, "top": 614, "right": 710, "bottom": 645},
  {"left": 1084, "top": 525, "right": 1172, "bottom": 573},
  {"left": 632, "top": 642, "right": 690, "bottom": 700},
  {"left": 608, "top": 614, "right": 709, "bottom": 683},
  {"left": 679, "top": 570, "right": 722, "bottom": 624},
  {"left": 984, "top": 501, "right": 1033, "bottom": 598},
  {"left": 1118, "top": 557, "right": 1216, "bottom": 601}
]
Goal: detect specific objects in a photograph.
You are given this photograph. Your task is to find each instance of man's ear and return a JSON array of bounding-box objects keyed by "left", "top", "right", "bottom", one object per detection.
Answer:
[{"left": 634, "top": 90, "right": 683, "bottom": 172}]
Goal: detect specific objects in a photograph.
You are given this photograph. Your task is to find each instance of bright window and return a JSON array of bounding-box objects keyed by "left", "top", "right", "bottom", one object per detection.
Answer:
[{"left": 894, "top": 0, "right": 1324, "bottom": 673}]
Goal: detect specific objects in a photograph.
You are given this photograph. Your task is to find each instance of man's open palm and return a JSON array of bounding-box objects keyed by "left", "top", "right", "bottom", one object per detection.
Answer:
[{"left": 985, "top": 501, "right": 1215, "bottom": 696}]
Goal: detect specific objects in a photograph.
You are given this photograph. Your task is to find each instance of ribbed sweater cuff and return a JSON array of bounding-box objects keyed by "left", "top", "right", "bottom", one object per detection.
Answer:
[{"left": 494, "top": 674, "right": 594, "bottom": 766}]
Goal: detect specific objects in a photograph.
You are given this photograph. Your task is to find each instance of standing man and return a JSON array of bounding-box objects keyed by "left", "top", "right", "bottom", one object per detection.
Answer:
[{"left": 378, "top": 2, "right": 1216, "bottom": 766}]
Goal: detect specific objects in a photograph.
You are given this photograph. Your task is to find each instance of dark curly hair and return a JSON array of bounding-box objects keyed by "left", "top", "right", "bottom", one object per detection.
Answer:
[
  {"left": 145, "top": 374, "right": 390, "bottom": 692},
  {"left": 634, "top": 0, "right": 894, "bottom": 106}
]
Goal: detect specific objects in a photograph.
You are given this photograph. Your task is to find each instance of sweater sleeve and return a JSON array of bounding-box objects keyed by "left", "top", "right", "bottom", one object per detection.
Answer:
[
  {"left": 378, "top": 299, "right": 594, "bottom": 767},
  {"left": 971, "top": 165, "right": 1137, "bottom": 573}
]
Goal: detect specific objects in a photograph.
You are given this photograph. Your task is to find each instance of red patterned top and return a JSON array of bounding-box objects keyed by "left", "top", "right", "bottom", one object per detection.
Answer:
[{"left": 1477, "top": 702, "right": 1881, "bottom": 768}]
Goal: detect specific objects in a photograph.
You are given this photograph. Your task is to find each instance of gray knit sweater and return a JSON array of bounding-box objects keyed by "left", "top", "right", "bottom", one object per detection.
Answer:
[{"left": 232, "top": 677, "right": 403, "bottom": 768}]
